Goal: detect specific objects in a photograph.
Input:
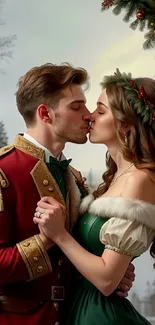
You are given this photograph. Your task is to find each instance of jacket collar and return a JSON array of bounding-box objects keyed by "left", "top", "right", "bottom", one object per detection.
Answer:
[{"left": 14, "top": 134, "right": 45, "bottom": 160}]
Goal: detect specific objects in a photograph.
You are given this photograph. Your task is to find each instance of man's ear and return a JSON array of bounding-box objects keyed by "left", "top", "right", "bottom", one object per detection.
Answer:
[{"left": 37, "top": 104, "right": 52, "bottom": 123}]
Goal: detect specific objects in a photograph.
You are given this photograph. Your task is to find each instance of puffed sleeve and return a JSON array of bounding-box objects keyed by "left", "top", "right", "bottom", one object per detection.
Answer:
[{"left": 100, "top": 217, "right": 155, "bottom": 256}]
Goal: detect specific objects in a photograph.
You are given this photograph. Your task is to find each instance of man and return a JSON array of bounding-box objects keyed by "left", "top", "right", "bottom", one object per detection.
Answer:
[{"left": 0, "top": 63, "right": 134, "bottom": 325}]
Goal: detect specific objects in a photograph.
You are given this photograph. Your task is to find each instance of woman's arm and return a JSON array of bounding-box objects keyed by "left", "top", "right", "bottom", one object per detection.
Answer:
[
  {"left": 34, "top": 171, "right": 155, "bottom": 296},
  {"left": 34, "top": 197, "right": 132, "bottom": 296},
  {"left": 51, "top": 228, "right": 132, "bottom": 296}
]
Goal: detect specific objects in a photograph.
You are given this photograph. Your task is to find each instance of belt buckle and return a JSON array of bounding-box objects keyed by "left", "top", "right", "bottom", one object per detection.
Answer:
[{"left": 51, "top": 286, "right": 65, "bottom": 301}]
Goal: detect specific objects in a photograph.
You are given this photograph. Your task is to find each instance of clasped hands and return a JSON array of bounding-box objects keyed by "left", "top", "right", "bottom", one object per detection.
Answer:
[
  {"left": 33, "top": 196, "right": 135, "bottom": 297},
  {"left": 34, "top": 196, "right": 66, "bottom": 242}
]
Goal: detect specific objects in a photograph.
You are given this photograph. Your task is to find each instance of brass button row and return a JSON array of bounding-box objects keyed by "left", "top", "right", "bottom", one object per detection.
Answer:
[
  {"left": 43, "top": 179, "right": 54, "bottom": 192},
  {"left": 1, "top": 179, "right": 7, "bottom": 188},
  {"left": 33, "top": 256, "right": 43, "bottom": 274},
  {"left": 37, "top": 265, "right": 43, "bottom": 273}
]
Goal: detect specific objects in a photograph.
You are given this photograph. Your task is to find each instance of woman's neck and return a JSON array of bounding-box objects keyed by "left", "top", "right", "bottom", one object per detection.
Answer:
[{"left": 108, "top": 144, "right": 132, "bottom": 173}]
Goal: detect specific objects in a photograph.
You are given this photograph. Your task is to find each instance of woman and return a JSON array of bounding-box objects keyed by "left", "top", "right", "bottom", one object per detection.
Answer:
[{"left": 34, "top": 69, "right": 155, "bottom": 325}]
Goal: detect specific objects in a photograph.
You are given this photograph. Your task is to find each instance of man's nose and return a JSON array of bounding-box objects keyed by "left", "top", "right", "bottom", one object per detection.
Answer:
[
  {"left": 90, "top": 112, "right": 95, "bottom": 122},
  {"left": 83, "top": 108, "right": 91, "bottom": 120}
]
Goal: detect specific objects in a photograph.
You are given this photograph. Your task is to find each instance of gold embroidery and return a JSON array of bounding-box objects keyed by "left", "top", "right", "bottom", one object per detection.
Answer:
[
  {"left": 0, "top": 169, "right": 9, "bottom": 212},
  {"left": 34, "top": 234, "right": 53, "bottom": 272},
  {"left": 13, "top": 134, "right": 81, "bottom": 232},
  {"left": 30, "top": 160, "right": 65, "bottom": 207},
  {"left": 14, "top": 134, "right": 45, "bottom": 160},
  {"left": 0, "top": 145, "right": 14, "bottom": 157},
  {"left": 16, "top": 235, "right": 52, "bottom": 280}
]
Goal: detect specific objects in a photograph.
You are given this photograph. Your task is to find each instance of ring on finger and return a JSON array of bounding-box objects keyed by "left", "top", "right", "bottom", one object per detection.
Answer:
[{"left": 34, "top": 211, "right": 42, "bottom": 219}]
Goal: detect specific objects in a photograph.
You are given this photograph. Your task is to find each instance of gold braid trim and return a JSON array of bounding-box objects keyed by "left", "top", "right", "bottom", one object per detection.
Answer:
[
  {"left": 16, "top": 235, "right": 52, "bottom": 280},
  {"left": 0, "top": 168, "right": 9, "bottom": 212},
  {"left": 34, "top": 235, "right": 53, "bottom": 272}
]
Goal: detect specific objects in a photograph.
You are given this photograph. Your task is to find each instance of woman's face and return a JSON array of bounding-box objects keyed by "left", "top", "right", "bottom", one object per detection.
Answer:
[{"left": 89, "top": 89, "right": 117, "bottom": 145}]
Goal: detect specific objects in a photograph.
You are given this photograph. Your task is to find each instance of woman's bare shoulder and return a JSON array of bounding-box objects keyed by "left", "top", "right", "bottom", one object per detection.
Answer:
[{"left": 121, "top": 169, "right": 155, "bottom": 204}]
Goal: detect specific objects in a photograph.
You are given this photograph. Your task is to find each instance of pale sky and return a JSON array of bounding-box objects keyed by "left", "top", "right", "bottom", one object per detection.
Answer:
[{"left": 0, "top": 0, "right": 155, "bottom": 298}]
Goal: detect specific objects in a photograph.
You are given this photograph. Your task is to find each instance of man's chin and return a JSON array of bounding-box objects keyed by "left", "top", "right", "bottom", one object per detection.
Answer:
[{"left": 69, "top": 136, "right": 88, "bottom": 144}]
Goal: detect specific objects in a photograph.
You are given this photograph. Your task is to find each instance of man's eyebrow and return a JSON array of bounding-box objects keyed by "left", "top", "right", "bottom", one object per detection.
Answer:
[
  {"left": 69, "top": 100, "right": 86, "bottom": 104},
  {"left": 97, "top": 101, "right": 108, "bottom": 109}
]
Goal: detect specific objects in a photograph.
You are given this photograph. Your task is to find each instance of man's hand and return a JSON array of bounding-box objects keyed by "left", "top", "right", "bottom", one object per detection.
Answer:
[
  {"left": 34, "top": 196, "right": 66, "bottom": 242},
  {"left": 116, "top": 263, "right": 135, "bottom": 297}
]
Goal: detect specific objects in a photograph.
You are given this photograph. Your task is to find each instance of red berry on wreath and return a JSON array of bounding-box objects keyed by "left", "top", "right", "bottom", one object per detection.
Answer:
[
  {"left": 136, "top": 8, "right": 145, "bottom": 20},
  {"left": 101, "top": 0, "right": 113, "bottom": 7}
]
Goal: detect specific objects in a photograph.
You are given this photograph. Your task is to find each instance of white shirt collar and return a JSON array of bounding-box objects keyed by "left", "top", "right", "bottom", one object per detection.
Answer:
[{"left": 23, "top": 133, "right": 64, "bottom": 163}]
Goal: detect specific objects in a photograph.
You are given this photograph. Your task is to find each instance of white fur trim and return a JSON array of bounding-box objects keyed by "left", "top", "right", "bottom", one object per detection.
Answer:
[
  {"left": 79, "top": 194, "right": 94, "bottom": 214},
  {"left": 80, "top": 195, "right": 155, "bottom": 230}
]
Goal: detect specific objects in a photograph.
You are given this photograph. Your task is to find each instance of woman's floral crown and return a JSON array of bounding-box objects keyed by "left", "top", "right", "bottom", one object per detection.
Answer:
[{"left": 101, "top": 69, "right": 155, "bottom": 130}]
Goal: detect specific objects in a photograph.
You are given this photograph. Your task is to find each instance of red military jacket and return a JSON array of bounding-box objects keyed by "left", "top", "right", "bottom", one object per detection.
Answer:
[{"left": 0, "top": 134, "right": 82, "bottom": 325}]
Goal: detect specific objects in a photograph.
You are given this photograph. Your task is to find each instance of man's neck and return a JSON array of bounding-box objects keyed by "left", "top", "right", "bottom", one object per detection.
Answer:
[{"left": 26, "top": 129, "right": 65, "bottom": 158}]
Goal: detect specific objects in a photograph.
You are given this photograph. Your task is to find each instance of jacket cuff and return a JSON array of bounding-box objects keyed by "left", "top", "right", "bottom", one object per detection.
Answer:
[{"left": 16, "top": 235, "right": 52, "bottom": 280}]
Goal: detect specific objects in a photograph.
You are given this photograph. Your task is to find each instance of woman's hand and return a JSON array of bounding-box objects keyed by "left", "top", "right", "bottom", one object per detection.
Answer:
[{"left": 33, "top": 196, "right": 66, "bottom": 242}]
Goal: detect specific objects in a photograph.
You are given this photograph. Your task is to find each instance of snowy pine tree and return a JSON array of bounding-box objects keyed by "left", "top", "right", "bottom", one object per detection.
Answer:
[
  {"left": 0, "top": 0, "right": 16, "bottom": 73},
  {"left": 0, "top": 121, "right": 8, "bottom": 147}
]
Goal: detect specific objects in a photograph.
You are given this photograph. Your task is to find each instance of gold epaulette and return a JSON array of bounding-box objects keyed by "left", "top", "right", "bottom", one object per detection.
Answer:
[
  {"left": 0, "top": 145, "right": 14, "bottom": 157},
  {"left": 0, "top": 168, "right": 9, "bottom": 212}
]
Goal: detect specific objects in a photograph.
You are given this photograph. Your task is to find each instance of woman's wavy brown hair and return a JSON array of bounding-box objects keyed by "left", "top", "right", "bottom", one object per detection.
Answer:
[{"left": 93, "top": 77, "right": 155, "bottom": 258}]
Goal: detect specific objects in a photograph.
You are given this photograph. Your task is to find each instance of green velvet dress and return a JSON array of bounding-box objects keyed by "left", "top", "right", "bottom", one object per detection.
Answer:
[{"left": 66, "top": 212, "right": 151, "bottom": 325}]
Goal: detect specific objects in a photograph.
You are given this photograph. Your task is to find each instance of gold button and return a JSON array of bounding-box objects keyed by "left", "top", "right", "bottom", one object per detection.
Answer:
[
  {"left": 48, "top": 187, "right": 54, "bottom": 192},
  {"left": 43, "top": 180, "right": 49, "bottom": 186},
  {"left": 37, "top": 266, "right": 43, "bottom": 273},
  {"left": 54, "top": 302, "right": 59, "bottom": 311},
  {"left": 1, "top": 180, "right": 7, "bottom": 188},
  {"left": 55, "top": 322, "right": 60, "bottom": 325},
  {"left": 33, "top": 256, "right": 38, "bottom": 261}
]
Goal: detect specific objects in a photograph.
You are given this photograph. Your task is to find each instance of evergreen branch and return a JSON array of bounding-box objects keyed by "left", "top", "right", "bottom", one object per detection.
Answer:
[
  {"left": 143, "top": 29, "right": 155, "bottom": 49},
  {"left": 123, "top": 2, "right": 138, "bottom": 23},
  {"left": 113, "top": 2, "right": 127, "bottom": 15},
  {"left": 139, "top": 19, "right": 146, "bottom": 31},
  {"left": 147, "top": 0, "right": 155, "bottom": 9},
  {"left": 101, "top": 0, "right": 155, "bottom": 49},
  {"left": 130, "top": 19, "right": 139, "bottom": 30},
  {"left": 101, "top": 69, "right": 155, "bottom": 127}
]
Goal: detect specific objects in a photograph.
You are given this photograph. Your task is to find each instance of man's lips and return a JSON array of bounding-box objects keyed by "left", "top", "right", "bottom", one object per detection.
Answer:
[{"left": 84, "top": 127, "right": 91, "bottom": 133}]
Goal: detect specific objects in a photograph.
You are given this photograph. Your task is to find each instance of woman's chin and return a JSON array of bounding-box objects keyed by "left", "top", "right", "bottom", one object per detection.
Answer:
[{"left": 89, "top": 134, "right": 96, "bottom": 143}]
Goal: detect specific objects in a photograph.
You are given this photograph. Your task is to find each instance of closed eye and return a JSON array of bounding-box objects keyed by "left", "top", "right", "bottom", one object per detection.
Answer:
[{"left": 71, "top": 105, "right": 80, "bottom": 110}]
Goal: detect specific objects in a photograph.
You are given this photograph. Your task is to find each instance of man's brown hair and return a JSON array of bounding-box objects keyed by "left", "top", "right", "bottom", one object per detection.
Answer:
[{"left": 16, "top": 63, "right": 88, "bottom": 125}]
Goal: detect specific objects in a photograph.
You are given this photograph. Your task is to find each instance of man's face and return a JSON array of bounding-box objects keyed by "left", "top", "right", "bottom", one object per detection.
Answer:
[{"left": 49, "top": 84, "right": 91, "bottom": 144}]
